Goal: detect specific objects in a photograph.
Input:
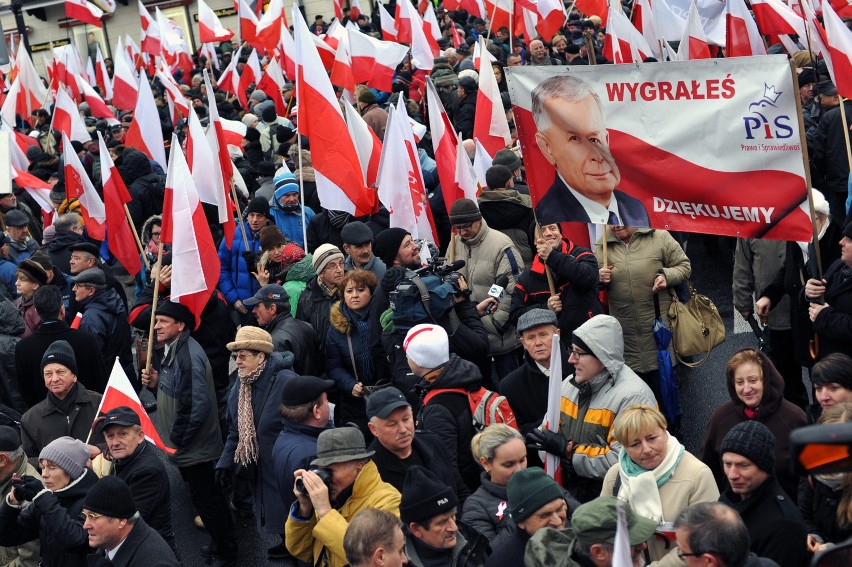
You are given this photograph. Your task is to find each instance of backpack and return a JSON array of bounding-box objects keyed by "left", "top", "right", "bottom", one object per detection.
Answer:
[
  {"left": 389, "top": 271, "right": 459, "bottom": 333},
  {"left": 423, "top": 387, "right": 518, "bottom": 432}
]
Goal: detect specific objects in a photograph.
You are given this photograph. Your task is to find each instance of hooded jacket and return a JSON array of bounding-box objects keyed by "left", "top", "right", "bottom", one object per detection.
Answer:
[
  {"left": 477, "top": 189, "right": 534, "bottom": 264},
  {"left": 0, "top": 300, "right": 25, "bottom": 411},
  {"left": 46, "top": 230, "right": 86, "bottom": 275},
  {"left": 78, "top": 287, "right": 134, "bottom": 380},
  {"left": 700, "top": 350, "right": 808, "bottom": 501},
  {"left": 283, "top": 255, "right": 316, "bottom": 317},
  {"left": 558, "top": 316, "right": 657, "bottom": 483},
  {"left": 117, "top": 149, "right": 165, "bottom": 231}
]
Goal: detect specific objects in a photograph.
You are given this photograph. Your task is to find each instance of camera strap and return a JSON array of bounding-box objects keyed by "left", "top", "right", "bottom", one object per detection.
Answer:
[{"left": 409, "top": 274, "right": 437, "bottom": 324}]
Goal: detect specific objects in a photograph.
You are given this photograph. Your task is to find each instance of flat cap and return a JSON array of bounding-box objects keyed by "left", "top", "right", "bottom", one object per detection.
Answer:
[
  {"left": 340, "top": 221, "right": 373, "bottom": 245},
  {"left": 281, "top": 375, "right": 334, "bottom": 406},
  {"left": 3, "top": 209, "right": 29, "bottom": 227},
  {"left": 68, "top": 242, "right": 101, "bottom": 258},
  {"left": 72, "top": 267, "right": 105, "bottom": 286},
  {"left": 517, "top": 309, "right": 558, "bottom": 334}
]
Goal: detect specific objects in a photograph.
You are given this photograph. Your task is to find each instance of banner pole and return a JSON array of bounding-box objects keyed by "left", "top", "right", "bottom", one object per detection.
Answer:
[
  {"left": 123, "top": 203, "right": 150, "bottom": 271},
  {"left": 533, "top": 222, "right": 557, "bottom": 295},
  {"left": 486, "top": 0, "right": 499, "bottom": 40},
  {"left": 231, "top": 182, "right": 251, "bottom": 252},
  {"left": 145, "top": 244, "right": 165, "bottom": 373},
  {"left": 585, "top": 30, "right": 597, "bottom": 65}
]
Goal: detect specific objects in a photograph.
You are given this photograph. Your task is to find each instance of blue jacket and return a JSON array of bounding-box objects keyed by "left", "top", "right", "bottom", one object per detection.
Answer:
[
  {"left": 218, "top": 220, "right": 264, "bottom": 305},
  {"left": 0, "top": 258, "right": 16, "bottom": 300},
  {"left": 217, "top": 351, "right": 296, "bottom": 534},
  {"left": 78, "top": 288, "right": 134, "bottom": 379},
  {"left": 271, "top": 419, "right": 327, "bottom": 518},
  {"left": 270, "top": 201, "right": 315, "bottom": 250}
]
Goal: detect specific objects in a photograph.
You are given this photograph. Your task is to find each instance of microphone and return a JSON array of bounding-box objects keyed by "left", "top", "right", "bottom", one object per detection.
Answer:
[{"left": 487, "top": 276, "right": 509, "bottom": 314}]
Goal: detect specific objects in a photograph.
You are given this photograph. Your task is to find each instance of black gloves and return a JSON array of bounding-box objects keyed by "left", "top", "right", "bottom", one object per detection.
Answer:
[
  {"left": 14, "top": 475, "right": 44, "bottom": 502},
  {"left": 525, "top": 429, "right": 570, "bottom": 458},
  {"left": 242, "top": 251, "right": 256, "bottom": 269},
  {"left": 214, "top": 467, "right": 233, "bottom": 494}
]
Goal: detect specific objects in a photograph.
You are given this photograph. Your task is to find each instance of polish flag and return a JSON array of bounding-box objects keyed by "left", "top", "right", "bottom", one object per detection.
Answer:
[
  {"left": 450, "top": 22, "right": 462, "bottom": 48},
  {"left": 63, "top": 132, "right": 106, "bottom": 240},
  {"left": 377, "top": 103, "right": 438, "bottom": 243},
  {"left": 474, "top": 39, "right": 511, "bottom": 157},
  {"left": 125, "top": 34, "right": 142, "bottom": 69},
  {"left": 294, "top": 6, "right": 376, "bottom": 216},
  {"left": 216, "top": 46, "right": 241, "bottom": 96},
  {"left": 312, "top": 34, "right": 338, "bottom": 71},
  {"left": 473, "top": 139, "right": 493, "bottom": 188},
  {"left": 12, "top": 45, "right": 47, "bottom": 119},
  {"left": 160, "top": 135, "right": 221, "bottom": 329},
  {"left": 650, "top": 0, "right": 686, "bottom": 42},
  {"left": 677, "top": 2, "right": 711, "bottom": 60},
  {"left": 12, "top": 166, "right": 53, "bottom": 214},
  {"left": 52, "top": 45, "right": 83, "bottom": 103},
  {"left": 98, "top": 133, "right": 142, "bottom": 276},
  {"left": 823, "top": 1, "right": 852, "bottom": 98},
  {"left": 515, "top": 7, "right": 539, "bottom": 49},
  {"left": 631, "top": 0, "right": 661, "bottom": 58},
  {"left": 155, "top": 62, "right": 190, "bottom": 122},
  {"left": 79, "top": 80, "right": 119, "bottom": 126},
  {"left": 350, "top": 0, "right": 363, "bottom": 20},
  {"left": 800, "top": 0, "right": 831, "bottom": 57},
  {"left": 138, "top": 0, "right": 161, "bottom": 55},
  {"left": 238, "top": 0, "right": 262, "bottom": 51},
  {"left": 333, "top": 0, "right": 343, "bottom": 21},
  {"left": 751, "top": 0, "right": 804, "bottom": 36},
  {"left": 394, "top": 0, "right": 414, "bottom": 42},
  {"left": 343, "top": 98, "right": 382, "bottom": 186},
  {"left": 65, "top": 0, "right": 103, "bottom": 27},
  {"left": 236, "top": 49, "right": 262, "bottom": 109},
  {"left": 422, "top": 3, "right": 443, "bottom": 55},
  {"left": 53, "top": 87, "right": 92, "bottom": 144},
  {"left": 200, "top": 43, "right": 220, "bottom": 70},
  {"left": 396, "top": 0, "right": 434, "bottom": 70},
  {"left": 256, "top": 56, "right": 288, "bottom": 115},
  {"left": 426, "top": 78, "right": 461, "bottom": 210},
  {"left": 256, "top": 0, "right": 287, "bottom": 52},
  {"left": 454, "top": 132, "right": 480, "bottom": 200},
  {"left": 726, "top": 0, "right": 767, "bottom": 57},
  {"left": 220, "top": 117, "right": 248, "bottom": 148},
  {"left": 124, "top": 72, "right": 167, "bottom": 171},
  {"left": 604, "top": 6, "right": 653, "bottom": 63},
  {"left": 575, "top": 0, "right": 608, "bottom": 25},
  {"left": 325, "top": 19, "right": 345, "bottom": 51},
  {"left": 278, "top": 29, "right": 297, "bottom": 80},
  {"left": 330, "top": 31, "right": 356, "bottom": 93},
  {"left": 112, "top": 38, "right": 138, "bottom": 111},
  {"left": 199, "top": 0, "right": 234, "bottom": 43},
  {"left": 97, "top": 360, "right": 175, "bottom": 453},
  {"left": 378, "top": 3, "right": 397, "bottom": 41},
  {"left": 461, "top": 0, "right": 487, "bottom": 19},
  {"left": 185, "top": 104, "right": 228, "bottom": 230},
  {"left": 202, "top": 69, "right": 237, "bottom": 246},
  {"left": 93, "top": 43, "right": 113, "bottom": 100},
  {"left": 86, "top": 57, "right": 97, "bottom": 88},
  {"left": 483, "top": 0, "right": 514, "bottom": 32},
  {"left": 472, "top": 39, "right": 497, "bottom": 71},
  {"left": 535, "top": 0, "right": 567, "bottom": 42},
  {"left": 348, "top": 29, "right": 409, "bottom": 92}
]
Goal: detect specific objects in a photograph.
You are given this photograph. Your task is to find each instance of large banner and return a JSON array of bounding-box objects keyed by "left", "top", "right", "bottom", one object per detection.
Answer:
[{"left": 507, "top": 56, "right": 813, "bottom": 241}]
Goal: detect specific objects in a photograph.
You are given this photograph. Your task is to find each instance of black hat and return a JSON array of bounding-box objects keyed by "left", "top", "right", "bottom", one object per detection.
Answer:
[
  {"left": 456, "top": 44, "right": 470, "bottom": 55},
  {"left": 720, "top": 421, "right": 776, "bottom": 474},
  {"left": 155, "top": 300, "right": 195, "bottom": 328},
  {"left": 244, "top": 196, "right": 270, "bottom": 218},
  {"left": 817, "top": 80, "right": 838, "bottom": 96},
  {"left": 457, "top": 76, "right": 477, "bottom": 91},
  {"left": 41, "top": 339, "right": 78, "bottom": 376},
  {"left": 366, "top": 387, "right": 410, "bottom": 420},
  {"left": 281, "top": 375, "right": 334, "bottom": 406},
  {"left": 449, "top": 198, "right": 482, "bottom": 225},
  {"left": 372, "top": 227, "right": 410, "bottom": 266},
  {"left": 99, "top": 406, "right": 141, "bottom": 432},
  {"left": 259, "top": 102, "right": 278, "bottom": 123},
  {"left": 68, "top": 241, "right": 101, "bottom": 258},
  {"left": 244, "top": 126, "right": 261, "bottom": 143},
  {"left": 400, "top": 465, "right": 458, "bottom": 525},
  {"left": 798, "top": 69, "right": 816, "bottom": 87},
  {"left": 571, "top": 333, "right": 594, "bottom": 358},
  {"left": 84, "top": 476, "right": 137, "bottom": 519},
  {"left": 844, "top": 221, "right": 852, "bottom": 241},
  {"left": 257, "top": 160, "right": 277, "bottom": 177},
  {"left": 340, "top": 221, "right": 373, "bottom": 245},
  {"left": 72, "top": 267, "right": 106, "bottom": 286},
  {"left": 492, "top": 149, "right": 522, "bottom": 171},
  {"left": 0, "top": 425, "right": 21, "bottom": 451},
  {"left": 17, "top": 259, "right": 48, "bottom": 286},
  {"left": 3, "top": 209, "right": 28, "bottom": 227}
]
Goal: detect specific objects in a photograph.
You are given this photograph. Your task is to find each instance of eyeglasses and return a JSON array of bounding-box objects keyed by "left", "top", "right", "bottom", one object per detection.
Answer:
[
  {"left": 677, "top": 550, "right": 708, "bottom": 559},
  {"left": 569, "top": 350, "right": 593, "bottom": 358},
  {"left": 323, "top": 261, "right": 344, "bottom": 272},
  {"left": 231, "top": 351, "right": 259, "bottom": 361},
  {"left": 82, "top": 511, "right": 105, "bottom": 520},
  {"left": 151, "top": 231, "right": 161, "bottom": 238},
  {"left": 454, "top": 222, "right": 474, "bottom": 231}
]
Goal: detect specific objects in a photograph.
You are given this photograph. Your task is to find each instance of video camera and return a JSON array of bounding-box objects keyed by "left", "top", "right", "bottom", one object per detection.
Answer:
[
  {"left": 388, "top": 258, "right": 468, "bottom": 331},
  {"left": 404, "top": 257, "right": 469, "bottom": 297}
]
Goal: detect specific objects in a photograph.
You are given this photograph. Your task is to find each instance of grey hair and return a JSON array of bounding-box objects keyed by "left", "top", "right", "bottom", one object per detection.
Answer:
[
  {"left": 531, "top": 75, "right": 604, "bottom": 132},
  {"left": 674, "top": 502, "right": 750, "bottom": 567},
  {"left": 1, "top": 447, "right": 25, "bottom": 462},
  {"left": 470, "top": 424, "right": 523, "bottom": 465},
  {"left": 55, "top": 213, "right": 82, "bottom": 234}
]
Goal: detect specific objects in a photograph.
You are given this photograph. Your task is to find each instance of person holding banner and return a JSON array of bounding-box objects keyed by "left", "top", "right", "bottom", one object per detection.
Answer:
[{"left": 530, "top": 75, "right": 650, "bottom": 227}]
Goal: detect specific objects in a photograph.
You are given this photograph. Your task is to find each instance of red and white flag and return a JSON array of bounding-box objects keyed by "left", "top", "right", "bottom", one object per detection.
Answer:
[
  {"left": 202, "top": 69, "right": 237, "bottom": 246},
  {"left": 396, "top": 0, "right": 434, "bottom": 70},
  {"left": 236, "top": 49, "right": 262, "bottom": 109},
  {"left": 474, "top": 39, "right": 511, "bottom": 157},
  {"left": 161, "top": 135, "right": 221, "bottom": 329},
  {"left": 294, "top": 6, "right": 376, "bottom": 216},
  {"left": 65, "top": 0, "right": 103, "bottom": 27},
  {"left": 112, "top": 38, "right": 138, "bottom": 111},
  {"left": 543, "top": 334, "right": 563, "bottom": 480},
  {"left": 53, "top": 44, "right": 83, "bottom": 103},
  {"left": 124, "top": 72, "right": 167, "bottom": 171},
  {"left": 325, "top": 20, "right": 345, "bottom": 50},
  {"left": 138, "top": 0, "right": 161, "bottom": 55},
  {"left": 333, "top": 0, "right": 344, "bottom": 21},
  {"left": 473, "top": 139, "right": 492, "bottom": 188},
  {"left": 343, "top": 98, "right": 382, "bottom": 187},
  {"left": 220, "top": 117, "right": 248, "bottom": 149},
  {"left": 52, "top": 87, "right": 90, "bottom": 144},
  {"left": 80, "top": 79, "right": 119, "bottom": 126},
  {"left": 238, "top": 0, "right": 262, "bottom": 51},
  {"left": 677, "top": 2, "right": 711, "bottom": 60},
  {"left": 98, "top": 132, "right": 142, "bottom": 276},
  {"left": 256, "top": 56, "right": 288, "bottom": 115},
  {"left": 483, "top": 0, "right": 513, "bottom": 31},
  {"left": 823, "top": 0, "right": 852, "bottom": 98},
  {"left": 331, "top": 30, "right": 356, "bottom": 94},
  {"left": 726, "top": 0, "right": 767, "bottom": 57},
  {"left": 422, "top": 3, "right": 443, "bottom": 55},
  {"left": 278, "top": 29, "right": 297, "bottom": 81},
  {"left": 97, "top": 360, "right": 175, "bottom": 453},
  {"left": 11, "top": 166, "right": 53, "bottom": 214},
  {"left": 472, "top": 37, "right": 497, "bottom": 71},
  {"left": 63, "top": 132, "right": 106, "bottom": 240},
  {"left": 93, "top": 43, "right": 113, "bottom": 100},
  {"left": 750, "top": 0, "right": 805, "bottom": 36},
  {"left": 426, "top": 78, "right": 460, "bottom": 210},
  {"left": 185, "top": 104, "right": 229, "bottom": 233},
  {"left": 155, "top": 62, "right": 190, "bottom": 122},
  {"left": 348, "top": 28, "right": 409, "bottom": 92},
  {"left": 256, "top": 0, "right": 287, "bottom": 52},
  {"left": 86, "top": 57, "right": 97, "bottom": 88},
  {"left": 378, "top": 3, "right": 397, "bottom": 41},
  {"left": 216, "top": 46, "right": 241, "bottom": 97},
  {"left": 312, "top": 34, "right": 338, "bottom": 71},
  {"left": 604, "top": 6, "right": 654, "bottom": 63},
  {"left": 199, "top": 0, "right": 234, "bottom": 43},
  {"left": 631, "top": 0, "right": 662, "bottom": 58},
  {"left": 350, "top": 0, "right": 364, "bottom": 20},
  {"left": 534, "top": 0, "right": 567, "bottom": 41},
  {"left": 13, "top": 43, "right": 47, "bottom": 119}
]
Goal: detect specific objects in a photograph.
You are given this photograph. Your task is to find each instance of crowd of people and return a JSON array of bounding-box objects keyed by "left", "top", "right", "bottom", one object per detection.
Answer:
[{"left": 0, "top": 1, "right": 850, "bottom": 567}]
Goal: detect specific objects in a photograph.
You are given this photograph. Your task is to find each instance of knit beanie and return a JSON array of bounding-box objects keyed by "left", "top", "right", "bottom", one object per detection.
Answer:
[
  {"left": 17, "top": 259, "right": 49, "bottom": 286},
  {"left": 400, "top": 465, "right": 458, "bottom": 525},
  {"left": 259, "top": 225, "right": 288, "bottom": 252},
  {"left": 244, "top": 126, "right": 261, "bottom": 143},
  {"left": 372, "top": 228, "right": 410, "bottom": 267},
  {"left": 241, "top": 113, "right": 259, "bottom": 128},
  {"left": 274, "top": 169, "right": 299, "bottom": 197},
  {"left": 507, "top": 467, "right": 564, "bottom": 523},
  {"left": 41, "top": 340, "right": 78, "bottom": 376},
  {"left": 83, "top": 476, "right": 137, "bottom": 518},
  {"left": 449, "top": 198, "right": 482, "bottom": 225},
  {"left": 312, "top": 243, "right": 344, "bottom": 274},
  {"left": 249, "top": 89, "right": 268, "bottom": 102},
  {"left": 357, "top": 89, "right": 377, "bottom": 105},
  {"left": 39, "top": 436, "right": 89, "bottom": 479},
  {"left": 227, "top": 326, "right": 274, "bottom": 354},
  {"left": 571, "top": 334, "right": 595, "bottom": 358},
  {"left": 403, "top": 324, "right": 450, "bottom": 368},
  {"left": 720, "top": 421, "right": 776, "bottom": 474},
  {"left": 244, "top": 196, "right": 270, "bottom": 218}
]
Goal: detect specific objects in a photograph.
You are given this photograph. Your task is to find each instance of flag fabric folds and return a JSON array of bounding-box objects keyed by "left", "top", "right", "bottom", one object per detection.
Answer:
[
  {"left": 98, "top": 132, "right": 143, "bottom": 276},
  {"left": 63, "top": 132, "right": 106, "bottom": 240}
]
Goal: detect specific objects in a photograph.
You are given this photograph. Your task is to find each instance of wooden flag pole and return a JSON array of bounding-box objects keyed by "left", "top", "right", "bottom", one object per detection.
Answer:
[
  {"left": 533, "top": 223, "right": 557, "bottom": 296},
  {"left": 123, "top": 203, "right": 150, "bottom": 271},
  {"left": 145, "top": 245, "right": 165, "bottom": 373},
  {"left": 231, "top": 181, "right": 251, "bottom": 252}
]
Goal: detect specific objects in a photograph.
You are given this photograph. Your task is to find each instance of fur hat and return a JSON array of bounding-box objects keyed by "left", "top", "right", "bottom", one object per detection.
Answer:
[{"left": 17, "top": 259, "right": 48, "bottom": 286}]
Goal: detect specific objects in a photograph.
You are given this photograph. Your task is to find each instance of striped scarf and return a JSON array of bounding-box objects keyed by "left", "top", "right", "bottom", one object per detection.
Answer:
[{"left": 235, "top": 359, "right": 266, "bottom": 466}]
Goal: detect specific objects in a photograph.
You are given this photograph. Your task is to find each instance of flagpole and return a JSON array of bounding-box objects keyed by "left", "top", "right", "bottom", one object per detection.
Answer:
[
  {"left": 145, "top": 245, "right": 165, "bottom": 374},
  {"left": 296, "top": 130, "right": 308, "bottom": 250},
  {"left": 123, "top": 203, "right": 150, "bottom": 271},
  {"left": 231, "top": 182, "right": 251, "bottom": 252},
  {"left": 486, "top": 1, "right": 499, "bottom": 40},
  {"left": 533, "top": 222, "right": 557, "bottom": 295}
]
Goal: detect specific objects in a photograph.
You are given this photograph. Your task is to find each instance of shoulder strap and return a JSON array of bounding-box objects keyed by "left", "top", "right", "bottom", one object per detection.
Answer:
[
  {"left": 423, "top": 387, "right": 468, "bottom": 406},
  {"left": 346, "top": 334, "right": 360, "bottom": 382},
  {"left": 504, "top": 248, "right": 520, "bottom": 279},
  {"left": 612, "top": 473, "right": 622, "bottom": 496}
]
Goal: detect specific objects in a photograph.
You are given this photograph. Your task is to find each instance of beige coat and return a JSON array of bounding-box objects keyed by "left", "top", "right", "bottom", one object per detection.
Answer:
[
  {"left": 602, "top": 451, "right": 719, "bottom": 566},
  {"left": 596, "top": 229, "right": 690, "bottom": 373}
]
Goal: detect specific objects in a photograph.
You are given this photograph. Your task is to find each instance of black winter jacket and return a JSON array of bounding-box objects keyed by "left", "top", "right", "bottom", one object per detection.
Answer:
[
  {"left": 296, "top": 276, "right": 336, "bottom": 372},
  {"left": 461, "top": 473, "right": 518, "bottom": 551},
  {"left": 264, "top": 310, "right": 317, "bottom": 376},
  {"left": 805, "top": 257, "right": 852, "bottom": 362},
  {"left": 46, "top": 230, "right": 86, "bottom": 275},
  {"left": 811, "top": 100, "right": 852, "bottom": 195},
  {"left": 117, "top": 149, "right": 165, "bottom": 231},
  {"left": 96, "top": 517, "right": 179, "bottom": 567},
  {"left": 112, "top": 442, "right": 174, "bottom": 545},
  {"left": 453, "top": 93, "right": 477, "bottom": 140},
  {"left": 799, "top": 475, "right": 852, "bottom": 546},
  {"left": 0, "top": 300, "right": 24, "bottom": 412},
  {"left": 405, "top": 521, "right": 489, "bottom": 567}
]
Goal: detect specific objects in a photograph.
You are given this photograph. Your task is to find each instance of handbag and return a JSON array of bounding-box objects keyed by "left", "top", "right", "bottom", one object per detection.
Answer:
[{"left": 667, "top": 282, "right": 725, "bottom": 367}]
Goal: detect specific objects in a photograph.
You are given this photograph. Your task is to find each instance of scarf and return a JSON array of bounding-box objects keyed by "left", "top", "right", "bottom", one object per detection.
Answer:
[
  {"left": 235, "top": 359, "right": 266, "bottom": 466},
  {"left": 48, "top": 382, "right": 79, "bottom": 415},
  {"left": 616, "top": 432, "right": 685, "bottom": 524},
  {"left": 815, "top": 472, "right": 846, "bottom": 491},
  {"left": 342, "top": 304, "right": 375, "bottom": 382},
  {"left": 743, "top": 406, "right": 759, "bottom": 420},
  {"left": 327, "top": 210, "right": 352, "bottom": 229}
]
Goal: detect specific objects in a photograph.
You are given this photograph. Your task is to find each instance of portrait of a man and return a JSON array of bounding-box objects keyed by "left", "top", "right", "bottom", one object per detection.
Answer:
[{"left": 531, "top": 75, "right": 650, "bottom": 227}]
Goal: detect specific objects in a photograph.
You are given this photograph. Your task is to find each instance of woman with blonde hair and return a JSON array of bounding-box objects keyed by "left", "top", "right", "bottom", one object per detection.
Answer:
[{"left": 603, "top": 404, "right": 719, "bottom": 565}]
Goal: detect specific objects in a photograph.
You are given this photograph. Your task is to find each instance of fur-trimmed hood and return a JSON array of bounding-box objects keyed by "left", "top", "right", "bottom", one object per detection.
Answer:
[{"left": 329, "top": 301, "right": 353, "bottom": 335}]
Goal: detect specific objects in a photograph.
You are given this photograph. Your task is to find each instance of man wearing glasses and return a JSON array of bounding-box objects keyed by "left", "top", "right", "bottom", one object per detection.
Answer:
[{"left": 525, "top": 314, "right": 656, "bottom": 502}]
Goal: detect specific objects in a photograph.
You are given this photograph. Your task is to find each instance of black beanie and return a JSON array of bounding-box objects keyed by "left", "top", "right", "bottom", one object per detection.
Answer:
[
  {"left": 260, "top": 104, "right": 278, "bottom": 123},
  {"left": 41, "top": 340, "right": 78, "bottom": 376},
  {"left": 244, "top": 126, "right": 261, "bottom": 143},
  {"left": 449, "top": 198, "right": 482, "bottom": 225},
  {"left": 400, "top": 465, "right": 458, "bottom": 525},
  {"left": 83, "top": 476, "right": 137, "bottom": 519},
  {"left": 720, "top": 421, "right": 775, "bottom": 474},
  {"left": 571, "top": 334, "right": 594, "bottom": 358},
  {"left": 373, "top": 228, "right": 410, "bottom": 267},
  {"left": 244, "top": 197, "right": 270, "bottom": 218}
]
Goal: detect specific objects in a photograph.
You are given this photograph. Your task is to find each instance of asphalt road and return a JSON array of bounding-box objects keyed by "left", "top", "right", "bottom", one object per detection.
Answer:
[{"left": 137, "top": 232, "right": 805, "bottom": 566}]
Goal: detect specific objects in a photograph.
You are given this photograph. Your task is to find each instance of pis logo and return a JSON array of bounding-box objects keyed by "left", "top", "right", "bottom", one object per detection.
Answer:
[{"left": 742, "top": 84, "right": 794, "bottom": 140}]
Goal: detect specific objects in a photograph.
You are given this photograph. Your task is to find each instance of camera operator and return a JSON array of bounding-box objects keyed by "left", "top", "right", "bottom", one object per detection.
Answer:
[{"left": 285, "top": 427, "right": 401, "bottom": 567}]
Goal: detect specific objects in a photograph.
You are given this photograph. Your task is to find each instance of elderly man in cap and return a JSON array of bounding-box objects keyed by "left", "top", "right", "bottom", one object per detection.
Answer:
[
  {"left": 20, "top": 340, "right": 103, "bottom": 466},
  {"left": 401, "top": 466, "right": 488, "bottom": 567},
  {"left": 296, "top": 243, "right": 345, "bottom": 367},
  {"left": 269, "top": 169, "right": 315, "bottom": 249},
  {"left": 72, "top": 267, "right": 134, "bottom": 380},
  {"left": 285, "top": 427, "right": 401, "bottom": 567},
  {"left": 367, "top": 387, "right": 469, "bottom": 501},
  {"left": 3, "top": 209, "right": 37, "bottom": 264},
  {"left": 97, "top": 406, "right": 175, "bottom": 552},
  {"left": 524, "top": 496, "right": 656, "bottom": 567},
  {"left": 66, "top": 241, "right": 128, "bottom": 317},
  {"left": 344, "top": 509, "right": 408, "bottom": 567},
  {"left": 244, "top": 284, "right": 316, "bottom": 375},
  {"left": 718, "top": 421, "right": 808, "bottom": 567},
  {"left": 342, "top": 221, "right": 386, "bottom": 280},
  {"left": 45, "top": 213, "right": 85, "bottom": 274},
  {"left": 271, "top": 374, "right": 333, "bottom": 561},
  {"left": 0, "top": 425, "right": 40, "bottom": 565},
  {"left": 82, "top": 476, "right": 179, "bottom": 566},
  {"left": 14, "top": 259, "right": 48, "bottom": 337},
  {"left": 140, "top": 300, "right": 236, "bottom": 566}
]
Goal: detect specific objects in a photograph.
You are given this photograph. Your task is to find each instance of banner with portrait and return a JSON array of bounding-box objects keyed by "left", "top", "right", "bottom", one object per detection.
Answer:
[{"left": 507, "top": 56, "right": 813, "bottom": 241}]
